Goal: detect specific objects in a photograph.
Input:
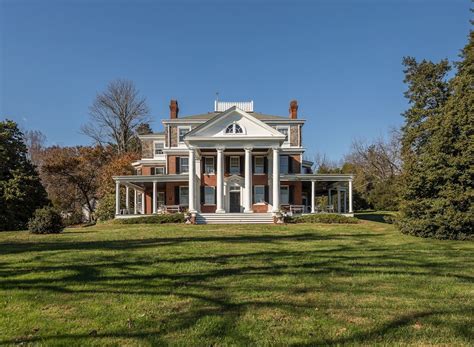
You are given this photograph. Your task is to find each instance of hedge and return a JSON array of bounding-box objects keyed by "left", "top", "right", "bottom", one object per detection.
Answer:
[
  {"left": 286, "top": 214, "right": 359, "bottom": 224},
  {"left": 28, "top": 207, "right": 65, "bottom": 234},
  {"left": 114, "top": 213, "right": 185, "bottom": 224}
]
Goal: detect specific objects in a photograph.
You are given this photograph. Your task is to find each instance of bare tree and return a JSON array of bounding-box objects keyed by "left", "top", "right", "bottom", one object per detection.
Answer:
[
  {"left": 310, "top": 152, "right": 341, "bottom": 173},
  {"left": 346, "top": 129, "right": 402, "bottom": 181},
  {"left": 82, "top": 79, "right": 150, "bottom": 153},
  {"left": 24, "top": 129, "right": 46, "bottom": 167}
]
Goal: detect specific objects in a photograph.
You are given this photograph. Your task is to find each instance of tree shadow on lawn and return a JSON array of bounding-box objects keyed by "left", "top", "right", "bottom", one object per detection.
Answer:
[
  {"left": 1, "top": 231, "right": 473, "bottom": 345},
  {"left": 0, "top": 232, "right": 382, "bottom": 256}
]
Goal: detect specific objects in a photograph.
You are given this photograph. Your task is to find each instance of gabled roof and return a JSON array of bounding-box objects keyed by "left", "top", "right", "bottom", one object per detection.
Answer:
[
  {"left": 178, "top": 111, "right": 291, "bottom": 121},
  {"left": 184, "top": 106, "right": 285, "bottom": 141}
]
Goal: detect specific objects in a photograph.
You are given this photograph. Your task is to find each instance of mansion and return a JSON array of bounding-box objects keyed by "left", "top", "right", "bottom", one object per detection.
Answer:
[{"left": 113, "top": 100, "right": 353, "bottom": 224}]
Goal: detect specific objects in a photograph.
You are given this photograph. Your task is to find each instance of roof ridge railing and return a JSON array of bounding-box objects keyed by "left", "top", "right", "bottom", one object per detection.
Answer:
[{"left": 215, "top": 100, "right": 254, "bottom": 112}]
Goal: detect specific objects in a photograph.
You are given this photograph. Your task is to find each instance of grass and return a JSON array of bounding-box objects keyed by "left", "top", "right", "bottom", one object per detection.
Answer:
[{"left": 0, "top": 216, "right": 472, "bottom": 345}]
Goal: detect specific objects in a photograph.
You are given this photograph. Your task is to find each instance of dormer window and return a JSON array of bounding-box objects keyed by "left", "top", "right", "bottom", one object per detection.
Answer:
[{"left": 225, "top": 123, "right": 243, "bottom": 134}]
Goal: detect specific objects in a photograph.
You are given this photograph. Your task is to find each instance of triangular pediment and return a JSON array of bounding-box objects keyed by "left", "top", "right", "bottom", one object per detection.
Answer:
[{"left": 184, "top": 107, "right": 285, "bottom": 141}]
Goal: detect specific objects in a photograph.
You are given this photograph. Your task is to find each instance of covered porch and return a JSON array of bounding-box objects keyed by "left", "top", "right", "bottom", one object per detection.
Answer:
[
  {"left": 113, "top": 175, "right": 188, "bottom": 217},
  {"left": 280, "top": 174, "right": 354, "bottom": 217}
]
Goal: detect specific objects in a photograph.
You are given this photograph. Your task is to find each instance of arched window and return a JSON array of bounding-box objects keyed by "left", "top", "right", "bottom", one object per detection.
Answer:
[{"left": 225, "top": 123, "right": 243, "bottom": 134}]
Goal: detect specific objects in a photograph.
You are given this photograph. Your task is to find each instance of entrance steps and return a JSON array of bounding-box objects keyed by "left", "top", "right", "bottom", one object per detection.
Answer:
[{"left": 195, "top": 212, "right": 274, "bottom": 225}]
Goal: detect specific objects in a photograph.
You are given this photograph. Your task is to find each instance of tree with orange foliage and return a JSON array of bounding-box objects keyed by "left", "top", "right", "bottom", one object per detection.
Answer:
[{"left": 41, "top": 146, "right": 112, "bottom": 222}]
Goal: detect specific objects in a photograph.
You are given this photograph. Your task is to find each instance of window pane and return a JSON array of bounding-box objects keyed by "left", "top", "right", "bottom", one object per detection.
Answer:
[
  {"left": 154, "top": 142, "right": 164, "bottom": 155},
  {"left": 278, "top": 127, "right": 289, "bottom": 142},
  {"left": 205, "top": 157, "right": 215, "bottom": 174},
  {"left": 255, "top": 157, "right": 264, "bottom": 174},
  {"left": 230, "top": 157, "right": 240, "bottom": 174},
  {"left": 179, "top": 128, "right": 189, "bottom": 142},
  {"left": 280, "top": 186, "right": 289, "bottom": 204},
  {"left": 254, "top": 186, "right": 265, "bottom": 203},
  {"left": 180, "top": 187, "right": 189, "bottom": 205},
  {"left": 204, "top": 186, "right": 215, "bottom": 204},
  {"left": 280, "top": 156, "right": 289, "bottom": 174},
  {"left": 180, "top": 157, "right": 189, "bottom": 173}
]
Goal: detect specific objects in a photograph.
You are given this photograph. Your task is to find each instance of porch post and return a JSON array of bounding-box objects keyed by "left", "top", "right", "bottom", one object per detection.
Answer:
[
  {"left": 115, "top": 181, "right": 120, "bottom": 215},
  {"left": 311, "top": 180, "right": 315, "bottom": 213},
  {"left": 337, "top": 186, "right": 341, "bottom": 213},
  {"left": 216, "top": 147, "right": 225, "bottom": 213},
  {"left": 188, "top": 148, "right": 196, "bottom": 212},
  {"left": 272, "top": 147, "right": 280, "bottom": 212},
  {"left": 344, "top": 191, "right": 347, "bottom": 213},
  {"left": 244, "top": 147, "right": 253, "bottom": 213},
  {"left": 141, "top": 192, "right": 145, "bottom": 214},
  {"left": 133, "top": 189, "right": 137, "bottom": 214},
  {"left": 125, "top": 186, "right": 130, "bottom": 211},
  {"left": 348, "top": 179, "right": 353, "bottom": 213},
  {"left": 328, "top": 189, "right": 332, "bottom": 206},
  {"left": 152, "top": 181, "right": 157, "bottom": 214}
]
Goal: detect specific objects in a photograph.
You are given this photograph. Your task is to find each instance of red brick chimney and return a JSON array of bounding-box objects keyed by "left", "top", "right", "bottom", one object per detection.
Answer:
[
  {"left": 170, "top": 100, "right": 179, "bottom": 119},
  {"left": 289, "top": 100, "right": 298, "bottom": 119}
]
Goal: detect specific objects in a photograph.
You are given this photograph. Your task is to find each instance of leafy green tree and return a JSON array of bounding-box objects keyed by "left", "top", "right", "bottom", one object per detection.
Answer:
[
  {"left": 0, "top": 120, "right": 48, "bottom": 230},
  {"left": 397, "top": 32, "right": 474, "bottom": 240}
]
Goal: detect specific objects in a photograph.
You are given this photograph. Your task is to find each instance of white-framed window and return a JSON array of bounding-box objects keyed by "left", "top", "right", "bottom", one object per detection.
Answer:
[
  {"left": 254, "top": 156, "right": 264, "bottom": 174},
  {"left": 230, "top": 156, "right": 240, "bottom": 174},
  {"left": 135, "top": 168, "right": 142, "bottom": 175},
  {"left": 152, "top": 167, "right": 165, "bottom": 175},
  {"left": 280, "top": 155, "right": 289, "bottom": 174},
  {"left": 157, "top": 192, "right": 165, "bottom": 207},
  {"left": 204, "top": 186, "right": 216, "bottom": 205},
  {"left": 277, "top": 126, "right": 290, "bottom": 144},
  {"left": 154, "top": 141, "right": 164, "bottom": 156},
  {"left": 254, "top": 185, "right": 265, "bottom": 203},
  {"left": 225, "top": 122, "right": 243, "bottom": 134},
  {"left": 178, "top": 126, "right": 191, "bottom": 143},
  {"left": 180, "top": 157, "right": 189, "bottom": 174},
  {"left": 179, "top": 186, "right": 189, "bottom": 205},
  {"left": 204, "top": 157, "right": 215, "bottom": 174},
  {"left": 280, "top": 185, "right": 290, "bottom": 205}
]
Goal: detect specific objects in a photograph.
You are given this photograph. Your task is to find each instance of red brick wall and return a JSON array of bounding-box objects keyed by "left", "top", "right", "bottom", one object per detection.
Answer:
[
  {"left": 281, "top": 181, "right": 303, "bottom": 205},
  {"left": 201, "top": 205, "right": 217, "bottom": 213},
  {"left": 168, "top": 156, "right": 178, "bottom": 174},
  {"left": 290, "top": 155, "right": 301, "bottom": 174},
  {"left": 252, "top": 203, "right": 269, "bottom": 213},
  {"left": 252, "top": 174, "right": 268, "bottom": 185}
]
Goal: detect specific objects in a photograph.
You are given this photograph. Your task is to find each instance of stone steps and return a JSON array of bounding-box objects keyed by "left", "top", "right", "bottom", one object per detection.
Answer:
[{"left": 195, "top": 213, "right": 274, "bottom": 224}]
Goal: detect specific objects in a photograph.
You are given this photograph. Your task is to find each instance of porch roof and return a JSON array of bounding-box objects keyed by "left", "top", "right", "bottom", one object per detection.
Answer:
[
  {"left": 280, "top": 174, "right": 354, "bottom": 182},
  {"left": 113, "top": 173, "right": 354, "bottom": 184},
  {"left": 113, "top": 174, "right": 187, "bottom": 183}
]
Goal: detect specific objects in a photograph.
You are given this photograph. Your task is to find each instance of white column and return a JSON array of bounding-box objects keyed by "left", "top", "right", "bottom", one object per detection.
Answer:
[
  {"left": 216, "top": 147, "right": 225, "bottom": 213},
  {"left": 244, "top": 147, "right": 253, "bottom": 213},
  {"left": 337, "top": 186, "right": 341, "bottom": 213},
  {"left": 115, "top": 181, "right": 120, "bottom": 215},
  {"left": 152, "top": 181, "right": 157, "bottom": 214},
  {"left": 344, "top": 191, "right": 347, "bottom": 213},
  {"left": 133, "top": 189, "right": 137, "bottom": 214},
  {"left": 348, "top": 180, "right": 353, "bottom": 213},
  {"left": 141, "top": 192, "right": 145, "bottom": 214},
  {"left": 125, "top": 186, "right": 130, "bottom": 211},
  {"left": 188, "top": 148, "right": 196, "bottom": 212},
  {"left": 328, "top": 189, "right": 332, "bottom": 206},
  {"left": 311, "top": 180, "right": 315, "bottom": 213},
  {"left": 272, "top": 147, "right": 280, "bottom": 212}
]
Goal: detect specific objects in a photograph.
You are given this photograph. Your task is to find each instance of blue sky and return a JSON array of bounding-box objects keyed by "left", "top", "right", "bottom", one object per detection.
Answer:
[{"left": 0, "top": 0, "right": 470, "bottom": 161}]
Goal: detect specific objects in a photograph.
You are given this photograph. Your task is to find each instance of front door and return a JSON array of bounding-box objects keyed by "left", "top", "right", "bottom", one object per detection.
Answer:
[{"left": 229, "top": 191, "right": 241, "bottom": 212}]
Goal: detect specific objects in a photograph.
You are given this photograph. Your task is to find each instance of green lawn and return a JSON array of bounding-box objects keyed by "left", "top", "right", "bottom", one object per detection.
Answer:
[{"left": 0, "top": 217, "right": 473, "bottom": 346}]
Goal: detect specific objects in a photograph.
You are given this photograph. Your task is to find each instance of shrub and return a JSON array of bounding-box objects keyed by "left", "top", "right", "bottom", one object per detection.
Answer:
[
  {"left": 95, "top": 192, "right": 119, "bottom": 221},
  {"left": 287, "top": 214, "right": 359, "bottom": 224},
  {"left": 115, "top": 213, "right": 185, "bottom": 225},
  {"left": 28, "top": 207, "right": 65, "bottom": 234}
]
